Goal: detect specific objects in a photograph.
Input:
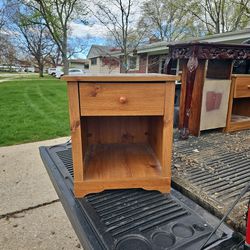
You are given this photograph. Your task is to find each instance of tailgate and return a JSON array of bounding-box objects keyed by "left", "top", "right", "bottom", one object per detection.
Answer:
[{"left": 39, "top": 143, "right": 238, "bottom": 250}]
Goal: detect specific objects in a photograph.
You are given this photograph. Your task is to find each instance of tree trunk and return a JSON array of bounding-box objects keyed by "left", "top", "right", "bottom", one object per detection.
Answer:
[
  {"left": 62, "top": 32, "right": 69, "bottom": 75},
  {"left": 123, "top": 47, "right": 129, "bottom": 73},
  {"left": 38, "top": 62, "right": 44, "bottom": 77},
  {"left": 62, "top": 54, "right": 68, "bottom": 75}
]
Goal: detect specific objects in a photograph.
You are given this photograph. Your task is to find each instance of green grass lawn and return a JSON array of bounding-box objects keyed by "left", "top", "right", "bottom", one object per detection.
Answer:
[{"left": 0, "top": 75, "right": 70, "bottom": 146}]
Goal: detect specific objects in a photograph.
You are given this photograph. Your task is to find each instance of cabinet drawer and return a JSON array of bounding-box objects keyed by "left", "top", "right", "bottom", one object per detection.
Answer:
[
  {"left": 79, "top": 83, "right": 165, "bottom": 116},
  {"left": 234, "top": 77, "right": 250, "bottom": 98}
]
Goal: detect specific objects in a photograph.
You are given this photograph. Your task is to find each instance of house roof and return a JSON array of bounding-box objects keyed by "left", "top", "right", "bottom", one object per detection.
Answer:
[
  {"left": 87, "top": 45, "right": 116, "bottom": 59},
  {"left": 87, "top": 44, "right": 122, "bottom": 59},
  {"left": 86, "top": 28, "right": 250, "bottom": 58},
  {"left": 193, "top": 27, "right": 250, "bottom": 43},
  {"left": 137, "top": 27, "right": 250, "bottom": 54}
]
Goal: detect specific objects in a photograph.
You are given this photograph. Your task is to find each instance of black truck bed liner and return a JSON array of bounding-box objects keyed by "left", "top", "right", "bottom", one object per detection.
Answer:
[
  {"left": 172, "top": 130, "right": 250, "bottom": 235},
  {"left": 40, "top": 142, "right": 238, "bottom": 250}
]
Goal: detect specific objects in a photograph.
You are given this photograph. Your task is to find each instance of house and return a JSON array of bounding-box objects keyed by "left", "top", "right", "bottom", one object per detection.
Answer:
[
  {"left": 87, "top": 45, "right": 120, "bottom": 74},
  {"left": 69, "top": 59, "right": 89, "bottom": 71},
  {"left": 134, "top": 27, "right": 250, "bottom": 74},
  {"left": 86, "top": 27, "right": 250, "bottom": 75}
]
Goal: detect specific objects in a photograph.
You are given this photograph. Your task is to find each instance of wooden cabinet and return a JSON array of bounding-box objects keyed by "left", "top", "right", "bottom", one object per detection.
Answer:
[
  {"left": 224, "top": 75, "right": 250, "bottom": 132},
  {"left": 166, "top": 42, "right": 250, "bottom": 138},
  {"left": 64, "top": 74, "right": 177, "bottom": 197},
  {"left": 234, "top": 76, "right": 250, "bottom": 98}
]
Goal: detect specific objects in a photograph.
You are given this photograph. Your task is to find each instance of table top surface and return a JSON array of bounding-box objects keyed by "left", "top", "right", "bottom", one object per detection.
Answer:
[{"left": 62, "top": 73, "right": 179, "bottom": 82}]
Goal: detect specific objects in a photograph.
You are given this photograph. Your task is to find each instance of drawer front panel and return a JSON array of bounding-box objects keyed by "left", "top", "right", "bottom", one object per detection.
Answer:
[
  {"left": 234, "top": 77, "right": 250, "bottom": 98},
  {"left": 79, "top": 83, "right": 165, "bottom": 116}
]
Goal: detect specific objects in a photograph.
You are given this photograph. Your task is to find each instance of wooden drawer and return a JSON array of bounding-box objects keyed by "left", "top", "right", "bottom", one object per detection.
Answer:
[
  {"left": 234, "top": 77, "right": 250, "bottom": 98},
  {"left": 79, "top": 83, "right": 165, "bottom": 116}
]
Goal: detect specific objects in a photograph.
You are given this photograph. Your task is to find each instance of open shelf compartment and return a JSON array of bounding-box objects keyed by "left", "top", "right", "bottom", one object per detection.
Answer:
[
  {"left": 84, "top": 143, "right": 162, "bottom": 180},
  {"left": 82, "top": 116, "right": 165, "bottom": 181},
  {"left": 72, "top": 115, "right": 172, "bottom": 197}
]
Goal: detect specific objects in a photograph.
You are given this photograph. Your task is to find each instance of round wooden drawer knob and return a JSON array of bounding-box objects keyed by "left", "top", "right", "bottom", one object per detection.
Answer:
[{"left": 119, "top": 96, "right": 127, "bottom": 104}]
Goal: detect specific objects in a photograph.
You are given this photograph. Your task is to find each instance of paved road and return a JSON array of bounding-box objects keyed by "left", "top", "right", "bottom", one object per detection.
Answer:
[{"left": 0, "top": 137, "right": 82, "bottom": 250}]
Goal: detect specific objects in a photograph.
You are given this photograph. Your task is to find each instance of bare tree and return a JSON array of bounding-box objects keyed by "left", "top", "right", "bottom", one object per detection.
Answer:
[
  {"left": 91, "top": 0, "right": 147, "bottom": 72},
  {"left": 11, "top": 4, "right": 55, "bottom": 77},
  {"left": 0, "top": 1, "right": 17, "bottom": 31},
  {"left": 0, "top": 3, "right": 6, "bottom": 31},
  {"left": 139, "top": 0, "right": 201, "bottom": 42},
  {"left": 46, "top": 47, "right": 62, "bottom": 67},
  {"left": 0, "top": 35, "right": 17, "bottom": 70},
  {"left": 28, "top": 0, "right": 88, "bottom": 74},
  {"left": 18, "top": 26, "right": 55, "bottom": 77}
]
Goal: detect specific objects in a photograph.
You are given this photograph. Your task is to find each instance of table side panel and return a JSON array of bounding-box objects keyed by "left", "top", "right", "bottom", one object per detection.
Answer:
[{"left": 67, "top": 82, "right": 84, "bottom": 182}]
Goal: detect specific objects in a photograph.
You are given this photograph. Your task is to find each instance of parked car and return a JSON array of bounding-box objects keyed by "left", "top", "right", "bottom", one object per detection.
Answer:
[
  {"left": 56, "top": 68, "right": 85, "bottom": 79},
  {"left": 48, "top": 68, "right": 57, "bottom": 76}
]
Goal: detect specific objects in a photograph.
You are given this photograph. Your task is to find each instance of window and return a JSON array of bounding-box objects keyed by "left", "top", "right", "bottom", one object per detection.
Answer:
[
  {"left": 129, "top": 56, "right": 137, "bottom": 70},
  {"left": 91, "top": 58, "right": 97, "bottom": 65}
]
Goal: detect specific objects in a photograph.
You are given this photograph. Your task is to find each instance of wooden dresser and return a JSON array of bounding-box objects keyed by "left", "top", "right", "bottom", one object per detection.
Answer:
[
  {"left": 63, "top": 74, "right": 177, "bottom": 197},
  {"left": 224, "top": 75, "right": 250, "bottom": 132}
]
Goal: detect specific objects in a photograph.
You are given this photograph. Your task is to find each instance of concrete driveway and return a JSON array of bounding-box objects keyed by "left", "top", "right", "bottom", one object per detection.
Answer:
[{"left": 0, "top": 137, "right": 82, "bottom": 250}]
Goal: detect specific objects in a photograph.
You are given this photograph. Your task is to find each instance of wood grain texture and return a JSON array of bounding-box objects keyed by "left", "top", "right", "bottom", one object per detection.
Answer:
[
  {"left": 179, "top": 60, "right": 206, "bottom": 136},
  {"left": 225, "top": 120, "right": 250, "bottom": 132},
  {"left": 224, "top": 77, "right": 235, "bottom": 133},
  {"left": 148, "top": 117, "right": 163, "bottom": 167},
  {"left": 86, "top": 116, "right": 149, "bottom": 144},
  {"left": 84, "top": 144, "right": 162, "bottom": 180},
  {"left": 62, "top": 74, "right": 179, "bottom": 82},
  {"left": 67, "top": 82, "right": 84, "bottom": 182},
  {"left": 224, "top": 75, "right": 250, "bottom": 132},
  {"left": 65, "top": 75, "right": 176, "bottom": 197},
  {"left": 188, "top": 60, "right": 207, "bottom": 136},
  {"left": 234, "top": 76, "right": 250, "bottom": 98},
  {"left": 178, "top": 59, "right": 188, "bottom": 129},
  {"left": 79, "top": 83, "right": 165, "bottom": 116},
  {"left": 162, "top": 82, "right": 175, "bottom": 177},
  {"left": 74, "top": 177, "right": 171, "bottom": 197}
]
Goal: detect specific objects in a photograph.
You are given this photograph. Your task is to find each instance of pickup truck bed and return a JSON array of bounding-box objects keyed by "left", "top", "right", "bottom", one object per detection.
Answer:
[
  {"left": 39, "top": 142, "right": 240, "bottom": 250},
  {"left": 172, "top": 130, "right": 250, "bottom": 234}
]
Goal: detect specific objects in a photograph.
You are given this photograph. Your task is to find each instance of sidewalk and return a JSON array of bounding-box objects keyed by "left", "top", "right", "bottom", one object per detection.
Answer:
[{"left": 0, "top": 137, "right": 82, "bottom": 250}]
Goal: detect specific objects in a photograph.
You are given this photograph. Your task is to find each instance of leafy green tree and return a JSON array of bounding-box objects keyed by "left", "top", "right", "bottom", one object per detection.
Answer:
[
  {"left": 186, "top": 0, "right": 250, "bottom": 34},
  {"left": 138, "top": 0, "right": 202, "bottom": 42}
]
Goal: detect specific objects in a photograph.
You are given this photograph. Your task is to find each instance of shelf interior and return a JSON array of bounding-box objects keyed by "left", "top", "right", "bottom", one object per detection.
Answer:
[
  {"left": 232, "top": 98, "right": 250, "bottom": 123},
  {"left": 80, "top": 116, "right": 166, "bottom": 181},
  {"left": 84, "top": 143, "right": 162, "bottom": 181},
  {"left": 231, "top": 114, "right": 250, "bottom": 122}
]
